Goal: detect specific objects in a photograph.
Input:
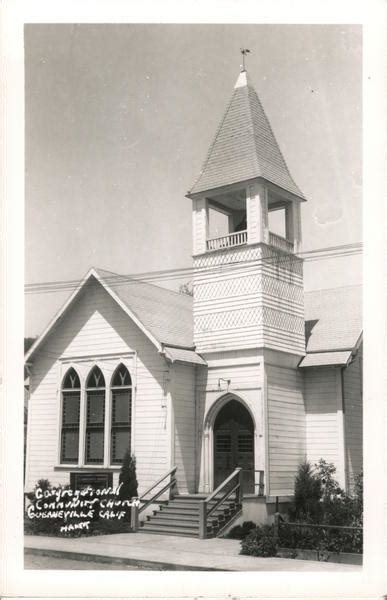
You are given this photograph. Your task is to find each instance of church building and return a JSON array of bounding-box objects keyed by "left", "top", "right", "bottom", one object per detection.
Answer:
[{"left": 25, "top": 67, "right": 362, "bottom": 537}]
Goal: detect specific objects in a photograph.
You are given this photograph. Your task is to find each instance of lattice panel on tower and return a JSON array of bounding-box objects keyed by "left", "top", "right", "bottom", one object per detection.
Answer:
[
  {"left": 195, "top": 275, "right": 261, "bottom": 301},
  {"left": 194, "top": 246, "right": 262, "bottom": 269},
  {"left": 262, "top": 276, "right": 303, "bottom": 305},
  {"left": 261, "top": 246, "right": 303, "bottom": 277},
  {"left": 195, "top": 306, "right": 263, "bottom": 332},
  {"left": 263, "top": 306, "right": 304, "bottom": 334}
]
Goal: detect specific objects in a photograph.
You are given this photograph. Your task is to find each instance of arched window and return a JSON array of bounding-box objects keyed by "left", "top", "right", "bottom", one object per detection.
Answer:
[
  {"left": 60, "top": 368, "right": 81, "bottom": 464},
  {"left": 85, "top": 366, "right": 106, "bottom": 464},
  {"left": 111, "top": 364, "right": 132, "bottom": 464}
]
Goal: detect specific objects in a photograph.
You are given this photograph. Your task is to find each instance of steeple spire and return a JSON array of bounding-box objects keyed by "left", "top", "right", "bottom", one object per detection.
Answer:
[{"left": 188, "top": 68, "right": 305, "bottom": 200}]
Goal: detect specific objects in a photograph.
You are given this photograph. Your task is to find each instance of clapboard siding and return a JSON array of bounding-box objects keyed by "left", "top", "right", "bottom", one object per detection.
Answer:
[
  {"left": 304, "top": 368, "right": 340, "bottom": 470},
  {"left": 26, "top": 277, "right": 169, "bottom": 493},
  {"left": 196, "top": 350, "right": 264, "bottom": 493},
  {"left": 173, "top": 364, "right": 196, "bottom": 494},
  {"left": 267, "top": 365, "right": 305, "bottom": 496},
  {"left": 344, "top": 343, "right": 363, "bottom": 491}
]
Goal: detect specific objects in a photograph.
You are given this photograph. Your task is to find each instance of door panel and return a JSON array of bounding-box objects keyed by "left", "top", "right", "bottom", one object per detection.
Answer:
[{"left": 213, "top": 400, "right": 255, "bottom": 494}]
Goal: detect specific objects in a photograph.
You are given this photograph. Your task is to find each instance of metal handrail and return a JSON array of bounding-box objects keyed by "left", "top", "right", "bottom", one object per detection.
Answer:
[
  {"left": 131, "top": 466, "right": 177, "bottom": 532},
  {"left": 139, "top": 466, "right": 177, "bottom": 500},
  {"left": 138, "top": 478, "right": 177, "bottom": 515},
  {"left": 206, "top": 482, "right": 240, "bottom": 519},
  {"left": 199, "top": 468, "right": 242, "bottom": 538},
  {"left": 205, "top": 467, "right": 242, "bottom": 503},
  {"left": 240, "top": 468, "right": 265, "bottom": 496}
]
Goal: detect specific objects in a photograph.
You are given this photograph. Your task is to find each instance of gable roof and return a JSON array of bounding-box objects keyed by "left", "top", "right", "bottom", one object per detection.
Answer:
[
  {"left": 188, "top": 70, "right": 305, "bottom": 199},
  {"left": 300, "top": 285, "right": 362, "bottom": 368},
  {"left": 95, "top": 268, "right": 194, "bottom": 348},
  {"left": 25, "top": 267, "right": 196, "bottom": 364}
]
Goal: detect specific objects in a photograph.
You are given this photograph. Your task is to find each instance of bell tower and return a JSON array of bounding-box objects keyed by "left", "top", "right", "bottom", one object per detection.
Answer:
[{"left": 187, "top": 69, "right": 306, "bottom": 357}]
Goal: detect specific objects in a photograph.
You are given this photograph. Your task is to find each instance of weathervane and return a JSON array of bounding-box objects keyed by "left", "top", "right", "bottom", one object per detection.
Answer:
[{"left": 240, "top": 47, "right": 250, "bottom": 72}]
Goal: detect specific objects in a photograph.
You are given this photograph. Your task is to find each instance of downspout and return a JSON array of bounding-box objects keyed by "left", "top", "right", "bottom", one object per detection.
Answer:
[{"left": 340, "top": 366, "right": 349, "bottom": 493}]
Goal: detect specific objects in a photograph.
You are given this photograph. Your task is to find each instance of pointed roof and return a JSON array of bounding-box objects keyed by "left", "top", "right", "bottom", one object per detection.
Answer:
[
  {"left": 189, "top": 70, "right": 305, "bottom": 199},
  {"left": 25, "top": 267, "right": 206, "bottom": 367}
]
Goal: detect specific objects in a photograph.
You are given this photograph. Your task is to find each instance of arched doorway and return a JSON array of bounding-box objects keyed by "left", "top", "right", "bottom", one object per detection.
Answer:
[{"left": 213, "top": 399, "right": 255, "bottom": 494}]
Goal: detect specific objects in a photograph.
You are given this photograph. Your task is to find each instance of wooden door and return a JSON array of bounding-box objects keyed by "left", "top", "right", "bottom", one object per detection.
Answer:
[{"left": 213, "top": 400, "right": 254, "bottom": 494}]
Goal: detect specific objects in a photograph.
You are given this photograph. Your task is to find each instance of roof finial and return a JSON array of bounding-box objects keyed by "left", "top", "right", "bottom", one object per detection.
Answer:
[{"left": 240, "top": 47, "right": 250, "bottom": 72}]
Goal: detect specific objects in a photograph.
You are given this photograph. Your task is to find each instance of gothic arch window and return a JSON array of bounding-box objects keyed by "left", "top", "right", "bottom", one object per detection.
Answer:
[
  {"left": 110, "top": 364, "right": 132, "bottom": 464},
  {"left": 60, "top": 368, "right": 81, "bottom": 464},
  {"left": 85, "top": 366, "right": 106, "bottom": 464}
]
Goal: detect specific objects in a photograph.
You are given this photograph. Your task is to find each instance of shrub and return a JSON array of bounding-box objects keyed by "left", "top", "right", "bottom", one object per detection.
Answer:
[
  {"left": 227, "top": 521, "right": 256, "bottom": 540},
  {"left": 240, "top": 525, "right": 277, "bottom": 557},
  {"left": 288, "top": 460, "right": 322, "bottom": 522},
  {"left": 280, "top": 461, "right": 363, "bottom": 555}
]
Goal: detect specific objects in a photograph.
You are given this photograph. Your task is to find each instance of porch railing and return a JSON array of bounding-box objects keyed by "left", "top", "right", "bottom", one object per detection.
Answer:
[
  {"left": 199, "top": 467, "right": 243, "bottom": 539},
  {"left": 206, "top": 230, "right": 247, "bottom": 252},
  {"left": 131, "top": 466, "right": 177, "bottom": 532},
  {"left": 269, "top": 231, "right": 294, "bottom": 253}
]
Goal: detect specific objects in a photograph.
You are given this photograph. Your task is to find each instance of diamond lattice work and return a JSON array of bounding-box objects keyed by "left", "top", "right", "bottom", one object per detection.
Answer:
[
  {"left": 263, "top": 306, "right": 304, "bottom": 334},
  {"left": 262, "top": 276, "right": 303, "bottom": 305},
  {"left": 195, "top": 306, "right": 263, "bottom": 332},
  {"left": 194, "top": 246, "right": 262, "bottom": 269},
  {"left": 195, "top": 275, "right": 261, "bottom": 301},
  {"left": 266, "top": 256, "right": 303, "bottom": 278}
]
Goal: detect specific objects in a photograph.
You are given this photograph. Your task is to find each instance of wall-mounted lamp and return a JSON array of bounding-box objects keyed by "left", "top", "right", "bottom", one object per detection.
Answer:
[{"left": 218, "top": 378, "right": 231, "bottom": 390}]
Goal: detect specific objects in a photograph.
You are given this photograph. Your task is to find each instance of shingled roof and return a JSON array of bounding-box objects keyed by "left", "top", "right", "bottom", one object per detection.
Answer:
[
  {"left": 26, "top": 267, "right": 361, "bottom": 371},
  {"left": 95, "top": 268, "right": 194, "bottom": 349},
  {"left": 25, "top": 267, "right": 202, "bottom": 367},
  {"left": 189, "top": 70, "right": 305, "bottom": 198},
  {"left": 300, "top": 285, "right": 362, "bottom": 367}
]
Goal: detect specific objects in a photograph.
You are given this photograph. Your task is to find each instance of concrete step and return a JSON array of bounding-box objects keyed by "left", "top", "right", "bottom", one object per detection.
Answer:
[
  {"left": 159, "top": 505, "right": 235, "bottom": 519},
  {"left": 151, "top": 513, "right": 221, "bottom": 526},
  {"left": 140, "top": 494, "right": 240, "bottom": 538},
  {"left": 151, "top": 512, "right": 200, "bottom": 522},
  {"left": 140, "top": 523, "right": 201, "bottom": 537},
  {"left": 145, "top": 518, "right": 199, "bottom": 529},
  {"left": 173, "top": 494, "right": 207, "bottom": 500},
  {"left": 165, "top": 501, "right": 237, "bottom": 511}
]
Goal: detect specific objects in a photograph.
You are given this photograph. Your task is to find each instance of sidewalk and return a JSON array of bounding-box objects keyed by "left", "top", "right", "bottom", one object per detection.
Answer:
[{"left": 25, "top": 533, "right": 361, "bottom": 571}]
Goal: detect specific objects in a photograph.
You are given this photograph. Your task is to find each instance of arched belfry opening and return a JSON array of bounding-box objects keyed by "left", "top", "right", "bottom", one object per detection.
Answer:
[{"left": 213, "top": 399, "right": 255, "bottom": 493}]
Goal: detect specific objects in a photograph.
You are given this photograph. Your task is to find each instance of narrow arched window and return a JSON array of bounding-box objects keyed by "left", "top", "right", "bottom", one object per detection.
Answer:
[
  {"left": 60, "top": 368, "right": 81, "bottom": 464},
  {"left": 85, "top": 366, "right": 105, "bottom": 464},
  {"left": 111, "top": 364, "right": 132, "bottom": 464}
]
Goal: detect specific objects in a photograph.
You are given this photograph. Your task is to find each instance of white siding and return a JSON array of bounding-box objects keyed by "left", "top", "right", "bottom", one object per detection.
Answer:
[
  {"left": 172, "top": 364, "right": 196, "bottom": 494},
  {"left": 267, "top": 365, "right": 305, "bottom": 496},
  {"left": 196, "top": 350, "right": 265, "bottom": 494},
  {"left": 304, "top": 367, "right": 340, "bottom": 471},
  {"left": 26, "top": 277, "right": 169, "bottom": 494},
  {"left": 344, "top": 344, "right": 363, "bottom": 491}
]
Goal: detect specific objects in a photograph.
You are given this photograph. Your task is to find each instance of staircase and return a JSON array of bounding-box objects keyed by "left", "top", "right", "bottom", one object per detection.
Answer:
[{"left": 140, "top": 494, "right": 241, "bottom": 538}]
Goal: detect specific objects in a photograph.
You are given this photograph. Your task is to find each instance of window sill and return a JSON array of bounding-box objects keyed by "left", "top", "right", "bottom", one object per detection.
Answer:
[{"left": 54, "top": 465, "right": 122, "bottom": 472}]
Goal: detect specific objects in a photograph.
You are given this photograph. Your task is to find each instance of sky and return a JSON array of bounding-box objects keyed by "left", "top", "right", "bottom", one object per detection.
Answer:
[{"left": 25, "top": 24, "right": 362, "bottom": 337}]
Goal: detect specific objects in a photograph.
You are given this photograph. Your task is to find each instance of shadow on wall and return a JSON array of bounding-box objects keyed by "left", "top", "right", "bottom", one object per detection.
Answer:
[{"left": 304, "top": 319, "right": 319, "bottom": 347}]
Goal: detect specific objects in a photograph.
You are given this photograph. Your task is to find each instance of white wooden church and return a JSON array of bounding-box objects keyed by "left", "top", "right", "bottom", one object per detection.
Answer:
[{"left": 25, "top": 68, "right": 362, "bottom": 537}]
